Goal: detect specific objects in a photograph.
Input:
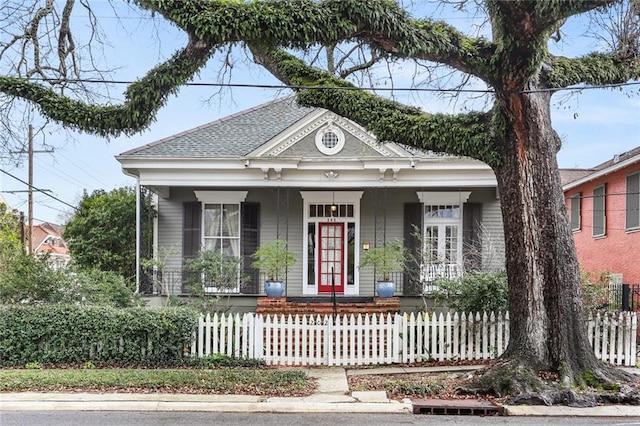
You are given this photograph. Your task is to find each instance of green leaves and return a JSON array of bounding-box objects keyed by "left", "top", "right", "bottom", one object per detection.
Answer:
[
  {"left": 64, "top": 187, "right": 154, "bottom": 286},
  {"left": 0, "top": 305, "right": 198, "bottom": 367},
  {"left": 431, "top": 270, "right": 509, "bottom": 313}
]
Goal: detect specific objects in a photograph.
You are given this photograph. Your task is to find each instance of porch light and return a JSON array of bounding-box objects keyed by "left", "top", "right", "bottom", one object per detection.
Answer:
[{"left": 362, "top": 241, "right": 370, "bottom": 251}]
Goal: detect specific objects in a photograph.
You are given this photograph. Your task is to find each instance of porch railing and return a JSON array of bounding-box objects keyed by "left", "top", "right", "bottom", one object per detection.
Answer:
[
  {"left": 140, "top": 265, "right": 462, "bottom": 297},
  {"left": 139, "top": 267, "right": 260, "bottom": 296}
]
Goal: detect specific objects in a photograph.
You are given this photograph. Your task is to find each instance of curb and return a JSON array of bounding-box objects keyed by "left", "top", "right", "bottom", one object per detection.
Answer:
[
  {"left": 504, "top": 405, "right": 640, "bottom": 417},
  {"left": 0, "top": 393, "right": 413, "bottom": 414}
]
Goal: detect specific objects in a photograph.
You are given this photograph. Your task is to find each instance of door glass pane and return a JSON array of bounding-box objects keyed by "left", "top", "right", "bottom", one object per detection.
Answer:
[
  {"left": 308, "top": 223, "right": 316, "bottom": 285},
  {"left": 425, "top": 225, "right": 439, "bottom": 261},
  {"left": 445, "top": 225, "right": 458, "bottom": 262},
  {"left": 347, "top": 223, "right": 355, "bottom": 285}
]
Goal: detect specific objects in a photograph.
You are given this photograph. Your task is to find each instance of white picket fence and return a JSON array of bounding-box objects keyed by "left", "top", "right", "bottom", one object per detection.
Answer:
[{"left": 191, "top": 311, "right": 638, "bottom": 367}]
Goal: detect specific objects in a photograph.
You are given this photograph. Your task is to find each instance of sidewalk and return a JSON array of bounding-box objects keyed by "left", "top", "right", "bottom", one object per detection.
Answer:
[{"left": 1, "top": 366, "right": 639, "bottom": 416}]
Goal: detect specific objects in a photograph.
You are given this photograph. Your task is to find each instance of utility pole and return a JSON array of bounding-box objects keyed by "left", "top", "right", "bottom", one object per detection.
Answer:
[
  {"left": 9, "top": 124, "right": 53, "bottom": 254},
  {"left": 28, "top": 124, "right": 33, "bottom": 254}
]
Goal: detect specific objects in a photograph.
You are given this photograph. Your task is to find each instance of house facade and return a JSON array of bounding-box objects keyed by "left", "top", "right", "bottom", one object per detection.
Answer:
[
  {"left": 30, "top": 222, "right": 71, "bottom": 270},
  {"left": 118, "top": 97, "right": 505, "bottom": 311},
  {"left": 562, "top": 146, "right": 640, "bottom": 285}
]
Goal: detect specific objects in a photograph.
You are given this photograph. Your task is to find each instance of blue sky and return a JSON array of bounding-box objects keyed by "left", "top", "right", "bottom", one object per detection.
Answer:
[{"left": 1, "top": 2, "right": 639, "bottom": 224}]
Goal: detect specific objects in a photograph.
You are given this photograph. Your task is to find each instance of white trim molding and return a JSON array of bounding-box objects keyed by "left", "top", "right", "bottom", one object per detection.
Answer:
[
  {"left": 417, "top": 191, "right": 472, "bottom": 204},
  {"left": 194, "top": 190, "right": 248, "bottom": 204}
]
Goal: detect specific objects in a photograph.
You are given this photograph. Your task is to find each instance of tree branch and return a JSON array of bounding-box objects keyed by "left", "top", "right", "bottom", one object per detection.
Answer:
[
  {"left": 538, "top": 0, "right": 620, "bottom": 22},
  {"left": 251, "top": 46, "right": 500, "bottom": 167},
  {"left": 0, "top": 37, "right": 214, "bottom": 137},
  {"left": 543, "top": 52, "right": 640, "bottom": 88},
  {"left": 133, "top": 0, "right": 495, "bottom": 81}
]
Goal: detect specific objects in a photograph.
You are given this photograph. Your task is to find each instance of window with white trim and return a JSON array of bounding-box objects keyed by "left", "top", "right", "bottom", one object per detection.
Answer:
[
  {"left": 592, "top": 185, "right": 606, "bottom": 238},
  {"left": 203, "top": 203, "right": 240, "bottom": 256},
  {"left": 570, "top": 193, "right": 581, "bottom": 232},
  {"left": 626, "top": 173, "right": 640, "bottom": 231},
  {"left": 194, "top": 191, "right": 247, "bottom": 293},
  {"left": 423, "top": 206, "right": 462, "bottom": 282},
  {"left": 417, "top": 192, "right": 470, "bottom": 284}
]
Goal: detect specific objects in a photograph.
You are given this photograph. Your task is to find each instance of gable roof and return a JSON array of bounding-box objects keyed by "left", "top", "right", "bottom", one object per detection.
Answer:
[
  {"left": 30, "top": 222, "right": 69, "bottom": 256},
  {"left": 120, "top": 97, "right": 314, "bottom": 158},
  {"left": 562, "top": 146, "right": 640, "bottom": 190}
]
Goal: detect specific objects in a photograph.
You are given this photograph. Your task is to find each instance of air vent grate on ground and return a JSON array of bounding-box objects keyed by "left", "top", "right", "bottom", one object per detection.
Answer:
[{"left": 411, "top": 398, "right": 503, "bottom": 416}]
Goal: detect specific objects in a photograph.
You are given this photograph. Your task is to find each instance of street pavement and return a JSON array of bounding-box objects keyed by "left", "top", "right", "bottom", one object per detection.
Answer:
[{"left": 1, "top": 365, "right": 639, "bottom": 417}]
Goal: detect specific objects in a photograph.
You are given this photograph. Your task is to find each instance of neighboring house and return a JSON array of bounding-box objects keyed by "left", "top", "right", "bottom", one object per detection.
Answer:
[
  {"left": 562, "top": 146, "right": 640, "bottom": 285},
  {"left": 118, "top": 97, "right": 505, "bottom": 311},
  {"left": 30, "top": 222, "right": 71, "bottom": 270}
]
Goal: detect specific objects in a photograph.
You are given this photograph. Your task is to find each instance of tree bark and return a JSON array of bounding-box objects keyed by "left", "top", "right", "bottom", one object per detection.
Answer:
[{"left": 472, "top": 87, "right": 631, "bottom": 402}]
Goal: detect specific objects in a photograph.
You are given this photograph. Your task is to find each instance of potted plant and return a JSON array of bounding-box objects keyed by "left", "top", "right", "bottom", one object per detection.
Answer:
[
  {"left": 251, "top": 240, "right": 296, "bottom": 297},
  {"left": 359, "top": 239, "right": 407, "bottom": 297}
]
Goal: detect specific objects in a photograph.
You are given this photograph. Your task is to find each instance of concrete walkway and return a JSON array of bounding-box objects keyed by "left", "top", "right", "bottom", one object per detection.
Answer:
[{"left": 1, "top": 365, "right": 639, "bottom": 416}]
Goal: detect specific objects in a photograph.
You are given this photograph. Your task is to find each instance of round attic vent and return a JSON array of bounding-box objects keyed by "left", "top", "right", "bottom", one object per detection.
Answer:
[{"left": 315, "top": 125, "right": 345, "bottom": 155}]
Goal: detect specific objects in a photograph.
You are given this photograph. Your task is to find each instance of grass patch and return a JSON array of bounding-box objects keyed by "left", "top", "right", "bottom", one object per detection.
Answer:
[{"left": 0, "top": 368, "right": 314, "bottom": 396}]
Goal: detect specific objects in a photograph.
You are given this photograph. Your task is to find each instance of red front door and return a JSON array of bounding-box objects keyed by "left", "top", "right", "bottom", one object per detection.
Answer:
[{"left": 318, "top": 222, "right": 344, "bottom": 293}]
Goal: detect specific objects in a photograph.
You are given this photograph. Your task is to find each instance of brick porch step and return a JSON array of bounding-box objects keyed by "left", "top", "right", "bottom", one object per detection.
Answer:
[{"left": 256, "top": 296, "right": 401, "bottom": 316}]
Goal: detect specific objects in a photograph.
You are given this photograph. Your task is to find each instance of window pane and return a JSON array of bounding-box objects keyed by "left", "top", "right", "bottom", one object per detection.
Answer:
[
  {"left": 445, "top": 225, "right": 458, "bottom": 262},
  {"left": 203, "top": 239, "right": 220, "bottom": 252},
  {"left": 222, "top": 204, "right": 240, "bottom": 237},
  {"left": 347, "top": 223, "right": 355, "bottom": 285},
  {"left": 593, "top": 185, "right": 606, "bottom": 237},
  {"left": 308, "top": 223, "right": 316, "bottom": 285},
  {"left": 425, "top": 226, "right": 439, "bottom": 261},
  {"left": 570, "top": 194, "right": 581, "bottom": 231},
  {"left": 204, "top": 205, "right": 222, "bottom": 237},
  {"left": 627, "top": 174, "right": 640, "bottom": 230}
]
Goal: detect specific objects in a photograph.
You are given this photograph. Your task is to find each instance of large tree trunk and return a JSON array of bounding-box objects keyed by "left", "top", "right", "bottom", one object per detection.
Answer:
[
  {"left": 470, "top": 88, "right": 632, "bottom": 404},
  {"left": 496, "top": 89, "right": 593, "bottom": 371}
]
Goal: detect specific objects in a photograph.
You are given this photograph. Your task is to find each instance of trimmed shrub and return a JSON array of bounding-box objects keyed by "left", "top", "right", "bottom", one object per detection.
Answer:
[
  {"left": 0, "top": 305, "right": 198, "bottom": 367},
  {"left": 431, "top": 270, "right": 508, "bottom": 313}
]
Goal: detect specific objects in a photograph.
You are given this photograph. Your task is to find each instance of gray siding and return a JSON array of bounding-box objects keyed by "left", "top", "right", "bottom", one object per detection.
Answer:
[
  {"left": 468, "top": 188, "right": 505, "bottom": 271},
  {"left": 280, "top": 128, "right": 385, "bottom": 158},
  {"left": 152, "top": 186, "right": 505, "bottom": 298}
]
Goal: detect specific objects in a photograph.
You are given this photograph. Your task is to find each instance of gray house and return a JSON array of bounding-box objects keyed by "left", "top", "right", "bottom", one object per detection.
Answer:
[{"left": 117, "top": 97, "right": 504, "bottom": 312}]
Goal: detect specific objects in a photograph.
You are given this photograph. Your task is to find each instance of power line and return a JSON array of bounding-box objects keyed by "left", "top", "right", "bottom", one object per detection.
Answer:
[
  {"left": 27, "top": 77, "right": 640, "bottom": 95},
  {"left": 565, "top": 191, "right": 640, "bottom": 200},
  {"left": 0, "top": 169, "right": 78, "bottom": 211}
]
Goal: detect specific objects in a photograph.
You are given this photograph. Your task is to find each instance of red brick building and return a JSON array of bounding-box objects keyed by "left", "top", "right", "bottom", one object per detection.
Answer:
[{"left": 562, "top": 147, "right": 640, "bottom": 285}]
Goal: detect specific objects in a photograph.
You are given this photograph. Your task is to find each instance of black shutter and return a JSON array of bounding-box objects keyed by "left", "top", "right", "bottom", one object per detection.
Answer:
[
  {"left": 463, "top": 203, "right": 483, "bottom": 272},
  {"left": 182, "top": 201, "right": 201, "bottom": 292},
  {"left": 241, "top": 202, "right": 260, "bottom": 294},
  {"left": 403, "top": 203, "right": 422, "bottom": 295}
]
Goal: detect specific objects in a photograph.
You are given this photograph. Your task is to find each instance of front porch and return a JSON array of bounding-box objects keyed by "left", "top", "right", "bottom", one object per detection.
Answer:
[{"left": 139, "top": 267, "right": 446, "bottom": 299}]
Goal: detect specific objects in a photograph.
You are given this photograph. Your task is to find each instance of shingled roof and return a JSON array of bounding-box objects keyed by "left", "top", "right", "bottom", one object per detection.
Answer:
[
  {"left": 561, "top": 146, "right": 640, "bottom": 187},
  {"left": 120, "top": 97, "right": 314, "bottom": 158}
]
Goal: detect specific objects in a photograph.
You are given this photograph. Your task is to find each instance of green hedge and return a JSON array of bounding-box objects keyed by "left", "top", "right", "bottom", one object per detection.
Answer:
[{"left": 0, "top": 305, "right": 198, "bottom": 367}]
